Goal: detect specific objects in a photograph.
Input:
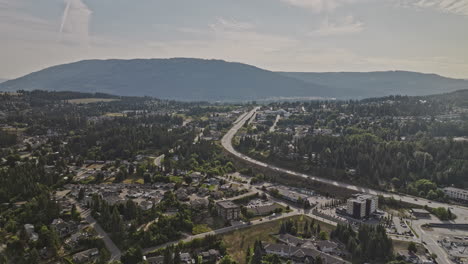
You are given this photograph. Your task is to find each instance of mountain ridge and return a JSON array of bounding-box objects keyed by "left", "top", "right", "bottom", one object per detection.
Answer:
[
  {"left": 0, "top": 58, "right": 331, "bottom": 101},
  {"left": 279, "top": 71, "right": 468, "bottom": 99},
  {"left": 1, "top": 58, "right": 467, "bottom": 101}
]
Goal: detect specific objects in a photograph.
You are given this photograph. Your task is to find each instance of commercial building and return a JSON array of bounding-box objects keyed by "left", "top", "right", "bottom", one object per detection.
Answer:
[
  {"left": 216, "top": 201, "right": 240, "bottom": 221},
  {"left": 411, "top": 208, "right": 431, "bottom": 218},
  {"left": 443, "top": 187, "right": 468, "bottom": 202},
  {"left": 269, "top": 187, "right": 309, "bottom": 203},
  {"left": 346, "top": 194, "right": 378, "bottom": 219}
]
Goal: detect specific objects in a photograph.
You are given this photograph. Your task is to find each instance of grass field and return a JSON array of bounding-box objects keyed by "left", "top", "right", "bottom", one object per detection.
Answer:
[
  {"left": 104, "top": 112, "right": 126, "bottom": 117},
  {"left": 67, "top": 98, "right": 119, "bottom": 104},
  {"left": 192, "top": 224, "right": 212, "bottom": 235},
  {"left": 170, "top": 176, "right": 184, "bottom": 183},
  {"left": 123, "top": 177, "right": 144, "bottom": 184},
  {"left": 222, "top": 215, "right": 334, "bottom": 264}
]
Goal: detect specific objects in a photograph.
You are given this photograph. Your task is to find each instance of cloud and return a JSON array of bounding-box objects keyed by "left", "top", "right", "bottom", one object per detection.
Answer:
[
  {"left": 397, "top": 0, "right": 468, "bottom": 15},
  {"left": 311, "top": 15, "right": 364, "bottom": 36},
  {"left": 212, "top": 17, "right": 254, "bottom": 31},
  {"left": 59, "top": 0, "right": 92, "bottom": 45},
  {"left": 280, "top": 0, "right": 366, "bottom": 12},
  {"left": 208, "top": 18, "right": 297, "bottom": 52}
]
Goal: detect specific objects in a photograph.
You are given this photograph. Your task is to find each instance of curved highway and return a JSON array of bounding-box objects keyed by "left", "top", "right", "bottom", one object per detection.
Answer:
[{"left": 221, "top": 108, "right": 468, "bottom": 222}]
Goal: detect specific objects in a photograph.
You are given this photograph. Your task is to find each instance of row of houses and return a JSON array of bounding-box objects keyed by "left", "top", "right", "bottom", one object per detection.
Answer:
[
  {"left": 145, "top": 249, "right": 220, "bottom": 264},
  {"left": 263, "top": 243, "right": 349, "bottom": 264}
]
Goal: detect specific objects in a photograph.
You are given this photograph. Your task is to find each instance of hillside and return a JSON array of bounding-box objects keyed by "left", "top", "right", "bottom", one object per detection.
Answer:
[
  {"left": 426, "top": 89, "right": 468, "bottom": 107},
  {"left": 0, "top": 58, "right": 329, "bottom": 101},
  {"left": 2, "top": 59, "right": 467, "bottom": 101},
  {"left": 280, "top": 71, "right": 468, "bottom": 99}
]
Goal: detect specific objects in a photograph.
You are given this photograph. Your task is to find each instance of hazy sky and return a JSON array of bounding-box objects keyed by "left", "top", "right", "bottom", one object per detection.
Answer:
[{"left": 1, "top": 0, "right": 467, "bottom": 79}]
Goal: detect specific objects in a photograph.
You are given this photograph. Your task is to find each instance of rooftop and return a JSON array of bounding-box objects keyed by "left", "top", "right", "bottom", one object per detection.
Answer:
[{"left": 217, "top": 200, "right": 239, "bottom": 209}]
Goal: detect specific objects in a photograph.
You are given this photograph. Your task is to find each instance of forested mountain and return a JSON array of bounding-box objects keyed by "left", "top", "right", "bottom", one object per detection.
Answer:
[
  {"left": 426, "top": 89, "right": 468, "bottom": 107},
  {"left": 2, "top": 58, "right": 467, "bottom": 102},
  {"left": 280, "top": 71, "right": 468, "bottom": 98},
  {"left": 0, "top": 58, "right": 329, "bottom": 101}
]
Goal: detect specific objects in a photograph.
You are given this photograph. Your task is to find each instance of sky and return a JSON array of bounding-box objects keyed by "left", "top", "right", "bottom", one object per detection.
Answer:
[{"left": 0, "top": 0, "right": 467, "bottom": 79}]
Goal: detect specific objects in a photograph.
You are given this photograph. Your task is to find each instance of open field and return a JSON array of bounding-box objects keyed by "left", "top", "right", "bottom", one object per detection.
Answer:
[
  {"left": 0, "top": 92, "right": 20, "bottom": 96},
  {"left": 222, "top": 215, "right": 334, "bottom": 264},
  {"left": 104, "top": 112, "right": 126, "bottom": 117},
  {"left": 123, "top": 177, "right": 144, "bottom": 184},
  {"left": 192, "top": 224, "right": 212, "bottom": 235},
  {"left": 67, "top": 98, "right": 119, "bottom": 104}
]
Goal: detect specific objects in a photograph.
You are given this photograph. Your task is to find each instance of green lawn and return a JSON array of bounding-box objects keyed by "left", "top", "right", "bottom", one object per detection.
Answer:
[
  {"left": 192, "top": 224, "right": 212, "bottom": 235},
  {"left": 169, "top": 176, "right": 184, "bottom": 183}
]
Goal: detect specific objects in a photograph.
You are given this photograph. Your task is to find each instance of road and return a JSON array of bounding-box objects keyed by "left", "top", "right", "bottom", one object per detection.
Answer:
[
  {"left": 69, "top": 198, "right": 122, "bottom": 261},
  {"left": 221, "top": 108, "right": 468, "bottom": 217},
  {"left": 141, "top": 179, "right": 346, "bottom": 256},
  {"left": 153, "top": 154, "right": 165, "bottom": 167},
  {"left": 269, "top": 114, "right": 281, "bottom": 133},
  {"left": 142, "top": 209, "right": 301, "bottom": 254},
  {"left": 193, "top": 128, "right": 205, "bottom": 144},
  {"left": 412, "top": 220, "right": 453, "bottom": 264},
  {"left": 221, "top": 108, "right": 468, "bottom": 264}
]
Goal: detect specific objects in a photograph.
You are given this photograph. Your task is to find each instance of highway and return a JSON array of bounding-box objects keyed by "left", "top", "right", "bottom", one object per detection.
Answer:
[{"left": 221, "top": 107, "right": 468, "bottom": 264}]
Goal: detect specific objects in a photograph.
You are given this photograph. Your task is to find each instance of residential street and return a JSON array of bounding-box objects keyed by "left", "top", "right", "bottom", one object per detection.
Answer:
[{"left": 69, "top": 198, "right": 122, "bottom": 261}]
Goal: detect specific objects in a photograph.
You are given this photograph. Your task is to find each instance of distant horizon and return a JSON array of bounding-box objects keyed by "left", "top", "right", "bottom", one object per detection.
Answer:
[{"left": 2, "top": 57, "right": 467, "bottom": 81}]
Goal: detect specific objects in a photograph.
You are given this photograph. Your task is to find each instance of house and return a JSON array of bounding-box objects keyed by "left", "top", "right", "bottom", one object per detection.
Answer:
[
  {"left": 145, "top": 256, "right": 164, "bottom": 264},
  {"left": 180, "top": 252, "right": 194, "bottom": 264},
  {"left": 139, "top": 200, "right": 154, "bottom": 211},
  {"left": 72, "top": 248, "right": 99, "bottom": 263},
  {"left": 102, "top": 194, "right": 125, "bottom": 205},
  {"left": 205, "top": 178, "right": 220, "bottom": 186},
  {"left": 51, "top": 218, "right": 77, "bottom": 237},
  {"left": 216, "top": 201, "right": 241, "bottom": 221},
  {"left": 191, "top": 198, "right": 209, "bottom": 209},
  {"left": 176, "top": 189, "right": 189, "bottom": 201},
  {"left": 200, "top": 249, "right": 220, "bottom": 262},
  {"left": 65, "top": 232, "right": 89, "bottom": 247},
  {"left": 277, "top": 234, "right": 306, "bottom": 247},
  {"left": 189, "top": 172, "right": 203, "bottom": 183},
  {"left": 24, "top": 224, "right": 38, "bottom": 242},
  {"left": 315, "top": 240, "right": 339, "bottom": 254},
  {"left": 247, "top": 204, "right": 281, "bottom": 216},
  {"left": 263, "top": 243, "right": 349, "bottom": 264},
  {"left": 397, "top": 250, "right": 422, "bottom": 264}
]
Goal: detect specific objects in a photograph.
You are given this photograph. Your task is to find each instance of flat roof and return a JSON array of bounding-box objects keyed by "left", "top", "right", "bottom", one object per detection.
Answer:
[
  {"left": 411, "top": 208, "right": 430, "bottom": 214},
  {"left": 444, "top": 187, "right": 468, "bottom": 193}
]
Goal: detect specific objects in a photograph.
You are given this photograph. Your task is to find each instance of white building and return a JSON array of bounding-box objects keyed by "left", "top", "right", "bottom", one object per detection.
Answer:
[
  {"left": 443, "top": 187, "right": 468, "bottom": 201},
  {"left": 346, "top": 194, "right": 378, "bottom": 219}
]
